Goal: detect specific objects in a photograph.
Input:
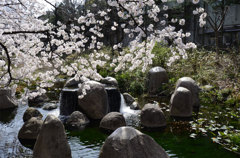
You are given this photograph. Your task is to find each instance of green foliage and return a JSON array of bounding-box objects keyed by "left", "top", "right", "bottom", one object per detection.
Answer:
[
  {"left": 114, "top": 70, "right": 146, "bottom": 97},
  {"left": 160, "top": 46, "right": 240, "bottom": 152},
  {"left": 167, "top": 48, "right": 240, "bottom": 106},
  {"left": 200, "top": 87, "right": 239, "bottom": 107},
  {"left": 115, "top": 72, "right": 131, "bottom": 92},
  {"left": 129, "top": 78, "right": 145, "bottom": 96},
  {"left": 228, "top": 133, "right": 240, "bottom": 147},
  {"left": 151, "top": 43, "right": 170, "bottom": 68}
]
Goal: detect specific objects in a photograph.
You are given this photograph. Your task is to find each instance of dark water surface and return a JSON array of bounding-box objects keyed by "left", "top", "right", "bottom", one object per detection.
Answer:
[{"left": 0, "top": 103, "right": 239, "bottom": 158}]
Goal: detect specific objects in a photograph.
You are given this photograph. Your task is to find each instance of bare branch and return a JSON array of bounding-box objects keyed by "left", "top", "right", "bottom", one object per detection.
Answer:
[
  {"left": 0, "top": 42, "right": 13, "bottom": 85},
  {"left": 0, "top": 3, "right": 21, "bottom": 6},
  {"left": 43, "top": 0, "right": 57, "bottom": 9},
  {"left": 2, "top": 30, "right": 49, "bottom": 35},
  {"left": 207, "top": 15, "right": 217, "bottom": 31},
  {"left": 217, "top": 7, "right": 228, "bottom": 31},
  {"left": 17, "top": 0, "right": 27, "bottom": 8}
]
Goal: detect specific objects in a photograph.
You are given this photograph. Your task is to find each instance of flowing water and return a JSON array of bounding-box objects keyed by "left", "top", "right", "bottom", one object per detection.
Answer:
[
  {"left": 119, "top": 94, "right": 141, "bottom": 127},
  {"left": 0, "top": 98, "right": 239, "bottom": 158}
]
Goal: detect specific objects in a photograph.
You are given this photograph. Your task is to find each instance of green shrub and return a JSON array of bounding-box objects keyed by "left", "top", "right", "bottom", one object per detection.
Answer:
[
  {"left": 228, "top": 133, "right": 240, "bottom": 147},
  {"left": 129, "top": 80, "right": 144, "bottom": 96},
  {"left": 151, "top": 43, "right": 170, "bottom": 68}
]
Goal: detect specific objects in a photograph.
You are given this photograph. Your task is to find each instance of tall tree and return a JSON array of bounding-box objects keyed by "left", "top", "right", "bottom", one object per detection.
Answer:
[{"left": 204, "top": 0, "right": 240, "bottom": 54}]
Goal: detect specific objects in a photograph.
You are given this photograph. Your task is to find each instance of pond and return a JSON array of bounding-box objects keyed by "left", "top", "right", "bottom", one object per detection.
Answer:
[{"left": 0, "top": 103, "right": 239, "bottom": 158}]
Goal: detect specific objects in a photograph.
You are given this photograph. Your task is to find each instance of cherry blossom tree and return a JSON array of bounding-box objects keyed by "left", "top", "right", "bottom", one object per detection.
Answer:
[{"left": 0, "top": 0, "right": 207, "bottom": 99}]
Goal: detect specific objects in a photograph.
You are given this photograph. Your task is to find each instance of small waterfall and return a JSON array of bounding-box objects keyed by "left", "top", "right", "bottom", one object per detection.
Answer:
[
  {"left": 120, "top": 94, "right": 140, "bottom": 127},
  {"left": 60, "top": 88, "right": 79, "bottom": 116}
]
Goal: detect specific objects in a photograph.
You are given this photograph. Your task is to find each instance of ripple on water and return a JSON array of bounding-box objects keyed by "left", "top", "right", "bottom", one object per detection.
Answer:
[
  {"left": 68, "top": 136, "right": 102, "bottom": 158},
  {"left": 0, "top": 102, "right": 105, "bottom": 158},
  {"left": 1, "top": 101, "right": 239, "bottom": 158},
  {"left": 0, "top": 104, "right": 32, "bottom": 157}
]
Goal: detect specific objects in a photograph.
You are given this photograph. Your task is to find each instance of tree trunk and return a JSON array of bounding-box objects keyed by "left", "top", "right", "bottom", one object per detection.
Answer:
[{"left": 215, "top": 31, "right": 219, "bottom": 54}]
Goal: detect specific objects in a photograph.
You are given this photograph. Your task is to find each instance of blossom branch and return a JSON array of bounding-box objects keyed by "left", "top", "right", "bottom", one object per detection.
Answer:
[{"left": 115, "top": 0, "right": 147, "bottom": 36}]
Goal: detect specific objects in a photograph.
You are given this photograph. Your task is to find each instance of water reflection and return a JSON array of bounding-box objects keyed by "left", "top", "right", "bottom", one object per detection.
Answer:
[
  {"left": 0, "top": 101, "right": 239, "bottom": 158},
  {"left": 68, "top": 126, "right": 107, "bottom": 158},
  {"left": 145, "top": 131, "right": 239, "bottom": 158}
]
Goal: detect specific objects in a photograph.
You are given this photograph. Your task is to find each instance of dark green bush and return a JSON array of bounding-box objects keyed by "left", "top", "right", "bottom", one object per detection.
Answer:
[{"left": 151, "top": 42, "right": 170, "bottom": 68}]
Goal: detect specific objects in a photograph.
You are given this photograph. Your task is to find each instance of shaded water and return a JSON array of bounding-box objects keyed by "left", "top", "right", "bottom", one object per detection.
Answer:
[
  {"left": 145, "top": 131, "right": 239, "bottom": 158},
  {"left": 0, "top": 101, "right": 239, "bottom": 158}
]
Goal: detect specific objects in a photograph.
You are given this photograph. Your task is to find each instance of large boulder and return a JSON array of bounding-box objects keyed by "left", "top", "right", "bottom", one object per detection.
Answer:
[
  {"left": 78, "top": 81, "right": 108, "bottom": 119},
  {"left": 141, "top": 103, "right": 166, "bottom": 128},
  {"left": 101, "top": 77, "right": 118, "bottom": 87},
  {"left": 28, "top": 93, "right": 49, "bottom": 107},
  {"left": 175, "top": 77, "right": 200, "bottom": 109},
  {"left": 100, "top": 112, "right": 126, "bottom": 131},
  {"left": 147, "top": 67, "right": 168, "bottom": 94},
  {"left": 18, "top": 117, "right": 43, "bottom": 143},
  {"left": 0, "top": 88, "right": 11, "bottom": 96},
  {"left": 33, "top": 115, "right": 72, "bottom": 158},
  {"left": 65, "top": 111, "right": 89, "bottom": 130},
  {"left": 0, "top": 89, "right": 17, "bottom": 110},
  {"left": 23, "top": 107, "right": 43, "bottom": 122},
  {"left": 170, "top": 87, "right": 193, "bottom": 117},
  {"left": 99, "top": 127, "right": 169, "bottom": 158}
]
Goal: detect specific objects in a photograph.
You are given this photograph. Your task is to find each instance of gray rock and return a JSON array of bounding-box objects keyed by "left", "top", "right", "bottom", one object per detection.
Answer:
[
  {"left": 99, "top": 127, "right": 169, "bottom": 158},
  {"left": 141, "top": 103, "right": 166, "bottom": 128},
  {"left": 78, "top": 81, "right": 108, "bottom": 119},
  {"left": 101, "top": 77, "right": 118, "bottom": 87},
  {"left": 23, "top": 107, "right": 43, "bottom": 122},
  {"left": 43, "top": 103, "right": 58, "bottom": 110},
  {"left": 123, "top": 93, "right": 135, "bottom": 105},
  {"left": 64, "top": 77, "right": 84, "bottom": 88},
  {"left": 100, "top": 112, "right": 126, "bottom": 131},
  {"left": 170, "top": 87, "right": 193, "bottom": 117},
  {"left": 175, "top": 77, "right": 200, "bottom": 108},
  {"left": 0, "top": 89, "right": 17, "bottom": 110},
  {"left": 129, "top": 101, "right": 140, "bottom": 110},
  {"left": 148, "top": 67, "right": 168, "bottom": 94},
  {"left": 65, "top": 111, "right": 89, "bottom": 130},
  {"left": 28, "top": 94, "right": 49, "bottom": 107},
  {"left": 18, "top": 117, "right": 43, "bottom": 140},
  {"left": 33, "top": 115, "right": 72, "bottom": 158}
]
